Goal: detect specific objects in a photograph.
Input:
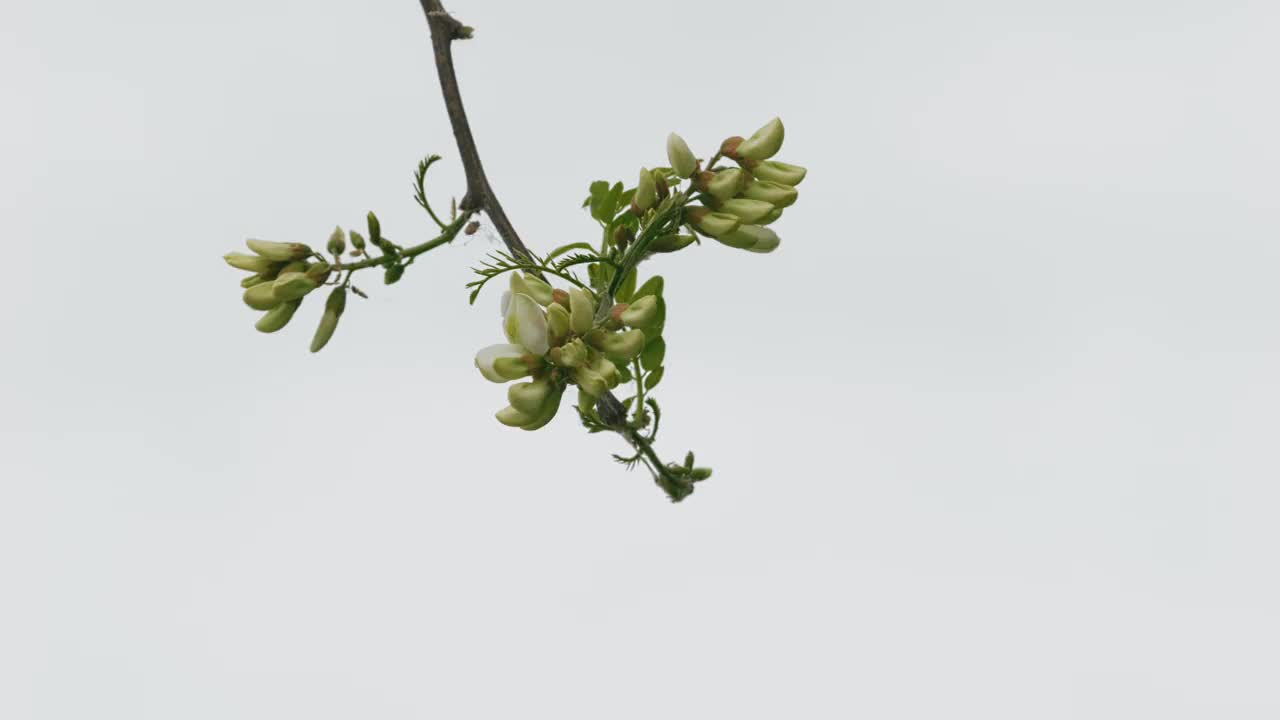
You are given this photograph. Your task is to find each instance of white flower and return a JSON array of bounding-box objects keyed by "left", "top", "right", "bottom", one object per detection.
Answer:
[{"left": 503, "top": 292, "right": 549, "bottom": 355}]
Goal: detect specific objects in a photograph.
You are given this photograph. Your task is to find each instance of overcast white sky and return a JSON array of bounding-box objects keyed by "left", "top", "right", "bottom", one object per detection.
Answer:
[{"left": 4, "top": 0, "right": 1280, "bottom": 717}]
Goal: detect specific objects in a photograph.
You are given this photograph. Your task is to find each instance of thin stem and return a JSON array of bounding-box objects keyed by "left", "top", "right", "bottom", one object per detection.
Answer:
[{"left": 342, "top": 213, "right": 472, "bottom": 271}]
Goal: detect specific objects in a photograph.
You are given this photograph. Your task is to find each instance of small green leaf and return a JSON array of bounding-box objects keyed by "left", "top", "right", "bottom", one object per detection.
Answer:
[
  {"left": 589, "top": 181, "right": 612, "bottom": 223},
  {"left": 645, "top": 367, "right": 664, "bottom": 390},
  {"left": 615, "top": 268, "right": 638, "bottom": 303},
  {"left": 547, "top": 242, "right": 595, "bottom": 262},
  {"left": 640, "top": 336, "right": 665, "bottom": 371},
  {"left": 633, "top": 275, "right": 664, "bottom": 300},
  {"left": 616, "top": 363, "right": 633, "bottom": 384}
]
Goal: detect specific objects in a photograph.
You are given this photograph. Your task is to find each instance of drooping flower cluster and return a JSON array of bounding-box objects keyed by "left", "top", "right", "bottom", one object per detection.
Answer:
[
  {"left": 662, "top": 118, "right": 806, "bottom": 253},
  {"left": 223, "top": 235, "right": 348, "bottom": 352},
  {"left": 475, "top": 272, "right": 662, "bottom": 430}
]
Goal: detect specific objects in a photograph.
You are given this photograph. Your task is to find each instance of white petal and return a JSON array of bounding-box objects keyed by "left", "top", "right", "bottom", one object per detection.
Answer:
[
  {"left": 475, "top": 343, "right": 525, "bottom": 383},
  {"left": 507, "top": 292, "right": 550, "bottom": 355},
  {"left": 500, "top": 290, "right": 512, "bottom": 317}
]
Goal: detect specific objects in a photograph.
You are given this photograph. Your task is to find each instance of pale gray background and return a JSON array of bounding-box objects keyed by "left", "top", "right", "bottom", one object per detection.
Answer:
[{"left": 3, "top": 0, "right": 1280, "bottom": 717}]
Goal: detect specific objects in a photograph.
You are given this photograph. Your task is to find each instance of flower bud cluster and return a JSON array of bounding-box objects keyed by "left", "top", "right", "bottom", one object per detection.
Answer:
[
  {"left": 665, "top": 118, "right": 806, "bottom": 254},
  {"left": 475, "top": 272, "right": 662, "bottom": 431},
  {"left": 224, "top": 236, "right": 346, "bottom": 351}
]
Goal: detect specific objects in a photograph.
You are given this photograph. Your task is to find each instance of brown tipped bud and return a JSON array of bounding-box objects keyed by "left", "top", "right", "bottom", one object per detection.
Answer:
[
  {"left": 609, "top": 303, "right": 629, "bottom": 325},
  {"left": 720, "top": 136, "right": 744, "bottom": 159},
  {"left": 612, "top": 226, "right": 634, "bottom": 253},
  {"left": 650, "top": 234, "right": 697, "bottom": 253},
  {"left": 551, "top": 289, "right": 571, "bottom": 309},
  {"left": 654, "top": 173, "right": 670, "bottom": 200}
]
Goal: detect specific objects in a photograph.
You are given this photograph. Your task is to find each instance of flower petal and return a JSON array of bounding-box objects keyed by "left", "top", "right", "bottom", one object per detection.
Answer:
[
  {"left": 506, "top": 292, "right": 549, "bottom": 355},
  {"left": 475, "top": 343, "right": 526, "bottom": 383}
]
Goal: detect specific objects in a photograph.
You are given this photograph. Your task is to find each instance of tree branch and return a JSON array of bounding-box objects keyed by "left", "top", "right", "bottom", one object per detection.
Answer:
[
  {"left": 418, "top": 0, "right": 531, "bottom": 261},
  {"left": 416, "top": 0, "right": 693, "bottom": 500}
]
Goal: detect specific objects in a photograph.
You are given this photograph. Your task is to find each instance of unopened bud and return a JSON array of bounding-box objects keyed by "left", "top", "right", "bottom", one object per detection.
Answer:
[
  {"left": 243, "top": 282, "right": 282, "bottom": 311},
  {"left": 598, "top": 328, "right": 646, "bottom": 361},
  {"left": 717, "top": 224, "right": 780, "bottom": 253},
  {"left": 327, "top": 226, "right": 345, "bottom": 256},
  {"left": 574, "top": 367, "right": 609, "bottom": 398},
  {"left": 569, "top": 288, "right": 594, "bottom": 335},
  {"left": 743, "top": 179, "right": 798, "bottom": 208},
  {"left": 495, "top": 405, "right": 535, "bottom": 427},
  {"left": 549, "top": 337, "right": 588, "bottom": 368},
  {"left": 612, "top": 226, "right": 634, "bottom": 253},
  {"left": 667, "top": 133, "right": 698, "bottom": 178},
  {"left": 719, "top": 198, "right": 776, "bottom": 224},
  {"left": 520, "top": 273, "right": 554, "bottom": 306},
  {"left": 272, "top": 272, "right": 319, "bottom": 301},
  {"left": 736, "top": 117, "right": 785, "bottom": 162},
  {"left": 246, "top": 239, "right": 311, "bottom": 262},
  {"left": 366, "top": 211, "right": 382, "bottom": 243},
  {"left": 685, "top": 207, "right": 741, "bottom": 238},
  {"left": 592, "top": 356, "right": 620, "bottom": 387},
  {"left": 551, "top": 288, "right": 570, "bottom": 309},
  {"left": 633, "top": 167, "right": 657, "bottom": 212},
  {"left": 751, "top": 160, "right": 807, "bottom": 186},
  {"left": 650, "top": 234, "right": 696, "bottom": 253},
  {"left": 546, "top": 302, "right": 571, "bottom": 342},
  {"left": 760, "top": 207, "right": 784, "bottom": 225},
  {"left": 508, "top": 377, "right": 553, "bottom": 415},
  {"left": 309, "top": 287, "right": 347, "bottom": 353},
  {"left": 701, "top": 168, "right": 746, "bottom": 201},
  {"left": 655, "top": 173, "right": 670, "bottom": 200},
  {"left": 255, "top": 299, "right": 301, "bottom": 333},
  {"left": 493, "top": 356, "right": 534, "bottom": 381},
  {"left": 518, "top": 385, "right": 564, "bottom": 431},
  {"left": 690, "top": 467, "right": 712, "bottom": 481},
  {"left": 305, "top": 262, "right": 332, "bottom": 284},
  {"left": 348, "top": 230, "right": 366, "bottom": 250},
  {"left": 384, "top": 264, "right": 404, "bottom": 284},
  {"left": 720, "top": 136, "right": 744, "bottom": 159},
  {"left": 620, "top": 295, "right": 659, "bottom": 328},
  {"left": 224, "top": 252, "right": 277, "bottom": 274}
]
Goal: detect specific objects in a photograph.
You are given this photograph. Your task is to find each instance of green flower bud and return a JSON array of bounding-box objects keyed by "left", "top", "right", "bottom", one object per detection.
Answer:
[
  {"left": 271, "top": 272, "right": 319, "bottom": 301},
  {"left": 309, "top": 287, "right": 347, "bottom": 353},
  {"left": 243, "top": 282, "right": 282, "bottom": 311},
  {"left": 549, "top": 337, "right": 588, "bottom": 368},
  {"left": 591, "top": 356, "right": 620, "bottom": 387},
  {"left": 620, "top": 295, "right": 659, "bottom": 328},
  {"left": 690, "top": 467, "right": 712, "bottom": 481},
  {"left": 366, "top": 211, "right": 382, "bottom": 243},
  {"left": 759, "top": 207, "right": 784, "bottom": 225},
  {"left": 751, "top": 160, "right": 807, "bottom": 186},
  {"left": 327, "top": 226, "right": 346, "bottom": 256},
  {"left": 520, "top": 273, "right": 554, "bottom": 306},
  {"left": 305, "top": 261, "right": 332, "bottom": 284},
  {"left": 508, "top": 377, "right": 553, "bottom": 415},
  {"left": 667, "top": 132, "right": 698, "bottom": 178},
  {"left": 650, "top": 234, "right": 696, "bottom": 253},
  {"left": 685, "top": 207, "right": 741, "bottom": 238},
  {"left": 255, "top": 299, "right": 301, "bottom": 333},
  {"left": 577, "top": 387, "right": 597, "bottom": 416},
  {"left": 246, "top": 239, "right": 312, "bottom": 262},
  {"left": 240, "top": 273, "right": 270, "bottom": 289},
  {"left": 493, "top": 356, "right": 534, "bottom": 381},
  {"left": 697, "top": 168, "right": 747, "bottom": 202},
  {"left": 720, "top": 136, "right": 744, "bottom": 159},
  {"left": 495, "top": 405, "right": 535, "bottom": 427},
  {"left": 278, "top": 260, "right": 308, "bottom": 275},
  {"left": 719, "top": 198, "right": 776, "bottom": 224},
  {"left": 717, "top": 224, "right": 780, "bottom": 253},
  {"left": 223, "top": 252, "right": 277, "bottom": 274},
  {"left": 743, "top": 179, "right": 798, "bottom": 208},
  {"left": 348, "top": 229, "right": 367, "bottom": 250},
  {"left": 595, "top": 328, "right": 646, "bottom": 361},
  {"left": 518, "top": 385, "right": 564, "bottom": 431},
  {"left": 736, "top": 117, "right": 785, "bottom": 162},
  {"left": 633, "top": 167, "right": 657, "bottom": 212},
  {"left": 546, "top": 302, "right": 571, "bottom": 342},
  {"left": 569, "top": 287, "right": 594, "bottom": 336},
  {"left": 574, "top": 366, "right": 609, "bottom": 398}
]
